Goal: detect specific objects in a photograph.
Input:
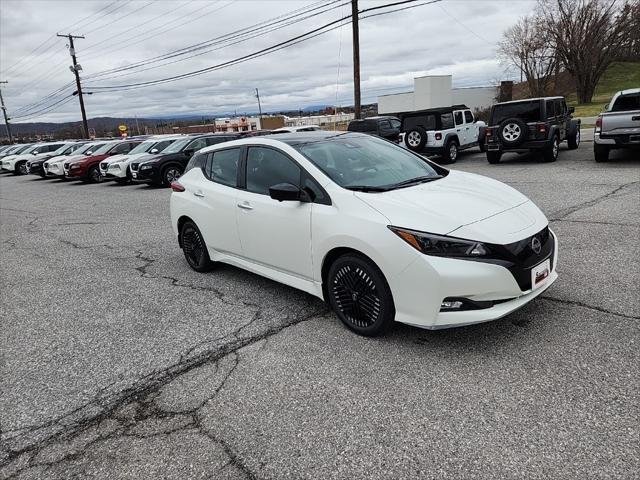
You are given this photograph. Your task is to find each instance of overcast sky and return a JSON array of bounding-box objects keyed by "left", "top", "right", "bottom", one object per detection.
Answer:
[{"left": 0, "top": 0, "right": 535, "bottom": 122}]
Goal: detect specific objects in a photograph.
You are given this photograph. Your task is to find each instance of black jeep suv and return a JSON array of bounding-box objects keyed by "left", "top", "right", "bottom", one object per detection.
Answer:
[
  {"left": 485, "top": 97, "right": 580, "bottom": 163},
  {"left": 347, "top": 116, "right": 401, "bottom": 142}
]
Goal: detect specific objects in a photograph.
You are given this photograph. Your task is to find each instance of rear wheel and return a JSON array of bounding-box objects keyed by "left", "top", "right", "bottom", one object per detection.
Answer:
[
  {"left": 441, "top": 140, "right": 458, "bottom": 164},
  {"left": 594, "top": 143, "right": 610, "bottom": 162},
  {"left": 162, "top": 165, "right": 183, "bottom": 187},
  {"left": 486, "top": 151, "right": 502, "bottom": 164},
  {"left": 180, "top": 221, "right": 214, "bottom": 272},
  {"left": 15, "top": 161, "right": 27, "bottom": 175},
  {"left": 327, "top": 254, "right": 394, "bottom": 337},
  {"left": 542, "top": 136, "right": 559, "bottom": 162}
]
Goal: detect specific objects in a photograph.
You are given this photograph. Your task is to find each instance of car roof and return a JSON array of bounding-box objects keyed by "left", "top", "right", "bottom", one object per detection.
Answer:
[
  {"left": 617, "top": 88, "right": 640, "bottom": 95},
  {"left": 495, "top": 97, "right": 564, "bottom": 106},
  {"left": 401, "top": 105, "right": 469, "bottom": 116},
  {"left": 351, "top": 116, "right": 399, "bottom": 121}
]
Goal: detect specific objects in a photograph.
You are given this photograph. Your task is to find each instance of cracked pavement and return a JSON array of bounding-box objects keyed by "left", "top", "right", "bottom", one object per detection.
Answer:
[{"left": 1, "top": 143, "right": 638, "bottom": 479}]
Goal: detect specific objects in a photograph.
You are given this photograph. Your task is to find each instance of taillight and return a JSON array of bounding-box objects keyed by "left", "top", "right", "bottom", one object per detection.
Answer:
[
  {"left": 538, "top": 123, "right": 546, "bottom": 134},
  {"left": 170, "top": 182, "right": 185, "bottom": 192},
  {"left": 435, "top": 132, "right": 442, "bottom": 141},
  {"left": 486, "top": 128, "right": 493, "bottom": 137},
  {"left": 595, "top": 116, "right": 602, "bottom": 132}
]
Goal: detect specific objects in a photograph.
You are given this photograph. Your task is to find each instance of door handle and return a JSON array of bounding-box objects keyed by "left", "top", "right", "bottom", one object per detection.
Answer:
[
  {"left": 193, "top": 191, "right": 205, "bottom": 198},
  {"left": 632, "top": 116, "right": 640, "bottom": 121},
  {"left": 237, "top": 203, "right": 253, "bottom": 210}
]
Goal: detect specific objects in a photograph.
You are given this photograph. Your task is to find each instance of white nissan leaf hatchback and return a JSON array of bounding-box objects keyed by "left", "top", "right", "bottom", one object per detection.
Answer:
[{"left": 170, "top": 132, "right": 558, "bottom": 336}]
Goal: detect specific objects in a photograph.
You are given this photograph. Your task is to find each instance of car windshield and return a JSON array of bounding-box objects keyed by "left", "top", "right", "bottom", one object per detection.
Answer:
[
  {"left": 65, "top": 143, "right": 87, "bottom": 154},
  {"left": 24, "top": 145, "right": 41, "bottom": 154},
  {"left": 295, "top": 134, "right": 442, "bottom": 190},
  {"left": 92, "top": 142, "right": 118, "bottom": 155},
  {"left": 161, "top": 137, "right": 191, "bottom": 154},
  {"left": 78, "top": 143, "right": 105, "bottom": 155},
  {"left": 492, "top": 101, "right": 541, "bottom": 124},
  {"left": 129, "top": 140, "right": 157, "bottom": 154},
  {"left": 51, "top": 143, "right": 76, "bottom": 155}
]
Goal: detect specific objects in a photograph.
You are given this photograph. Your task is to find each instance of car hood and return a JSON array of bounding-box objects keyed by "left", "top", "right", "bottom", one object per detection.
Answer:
[
  {"left": 1, "top": 154, "right": 20, "bottom": 162},
  {"left": 355, "top": 170, "right": 536, "bottom": 241},
  {"left": 44, "top": 155, "right": 67, "bottom": 164}
]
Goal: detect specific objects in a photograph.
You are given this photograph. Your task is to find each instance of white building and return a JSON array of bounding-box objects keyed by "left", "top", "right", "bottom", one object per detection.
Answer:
[
  {"left": 377, "top": 75, "right": 498, "bottom": 114},
  {"left": 285, "top": 112, "right": 355, "bottom": 127}
]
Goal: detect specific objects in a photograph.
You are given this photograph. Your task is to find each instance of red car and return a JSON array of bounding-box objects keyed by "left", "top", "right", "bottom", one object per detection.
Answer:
[{"left": 64, "top": 140, "right": 142, "bottom": 183}]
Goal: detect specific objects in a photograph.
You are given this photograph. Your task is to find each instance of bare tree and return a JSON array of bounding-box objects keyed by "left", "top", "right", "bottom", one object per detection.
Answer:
[
  {"left": 498, "top": 15, "right": 559, "bottom": 97},
  {"left": 540, "top": 0, "right": 636, "bottom": 104}
]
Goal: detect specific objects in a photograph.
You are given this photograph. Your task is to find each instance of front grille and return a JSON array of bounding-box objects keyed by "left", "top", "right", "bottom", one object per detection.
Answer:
[{"left": 481, "top": 227, "right": 554, "bottom": 291}]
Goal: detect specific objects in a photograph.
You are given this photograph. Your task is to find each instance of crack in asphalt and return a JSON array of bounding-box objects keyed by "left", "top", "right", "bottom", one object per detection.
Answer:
[
  {"left": 0, "top": 304, "right": 328, "bottom": 478},
  {"left": 550, "top": 218, "right": 639, "bottom": 227},
  {"left": 548, "top": 181, "right": 639, "bottom": 221},
  {"left": 540, "top": 296, "right": 639, "bottom": 320}
]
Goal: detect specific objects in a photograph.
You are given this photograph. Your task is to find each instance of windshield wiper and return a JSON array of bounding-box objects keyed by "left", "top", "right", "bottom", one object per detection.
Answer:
[
  {"left": 388, "top": 175, "right": 443, "bottom": 189},
  {"left": 344, "top": 185, "right": 391, "bottom": 192}
]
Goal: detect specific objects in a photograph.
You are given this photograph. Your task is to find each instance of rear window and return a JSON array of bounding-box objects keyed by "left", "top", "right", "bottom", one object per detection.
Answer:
[
  {"left": 348, "top": 121, "right": 375, "bottom": 132},
  {"left": 611, "top": 93, "right": 640, "bottom": 112},
  {"left": 492, "top": 101, "right": 541, "bottom": 124},
  {"left": 403, "top": 114, "right": 437, "bottom": 131}
]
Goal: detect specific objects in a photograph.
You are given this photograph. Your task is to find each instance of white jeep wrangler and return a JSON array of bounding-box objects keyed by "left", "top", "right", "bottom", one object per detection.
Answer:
[{"left": 400, "top": 104, "right": 486, "bottom": 163}]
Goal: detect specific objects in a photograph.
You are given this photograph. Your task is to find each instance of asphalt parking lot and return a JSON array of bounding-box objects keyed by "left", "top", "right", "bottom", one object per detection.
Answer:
[{"left": 1, "top": 140, "right": 638, "bottom": 479}]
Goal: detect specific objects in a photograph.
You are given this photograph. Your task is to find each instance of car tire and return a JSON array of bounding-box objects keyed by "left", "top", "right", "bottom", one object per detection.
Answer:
[
  {"left": 542, "top": 135, "right": 559, "bottom": 162},
  {"left": 15, "top": 161, "right": 27, "bottom": 175},
  {"left": 486, "top": 151, "right": 502, "bottom": 164},
  {"left": 326, "top": 253, "right": 395, "bottom": 337},
  {"left": 180, "top": 221, "right": 214, "bottom": 272},
  {"left": 594, "top": 144, "right": 609, "bottom": 162},
  {"left": 86, "top": 165, "right": 103, "bottom": 183},
  {"left": 567, "top": 127, "right": 580, "bottom": 150},
  {"left": 498, "top": 118, "right": 528, "bottom": 147},
  {"left": 162, "top": 165, "right": 183, "bottom": 187},
  {"left": 404, "top": 127, "right": 427, "bottom": 152},
  {"left": 479, "top": 141, "right": 487, "bottom": 153},
  {"left": 441, "top": 140, "right": 458, "bottom": 164}
]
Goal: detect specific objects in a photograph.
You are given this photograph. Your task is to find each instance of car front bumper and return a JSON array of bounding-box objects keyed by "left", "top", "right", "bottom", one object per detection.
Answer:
[
  {"left": 389, "top": 229, "right": 559, "bottom": 330},
  {"left": 131, "top": 165, "right": 160, "bottom": 183}
]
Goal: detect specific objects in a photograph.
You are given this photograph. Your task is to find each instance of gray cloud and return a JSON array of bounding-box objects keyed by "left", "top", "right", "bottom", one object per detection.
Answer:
[{"left": 0, "top": 0, "right": 535, "bottom": 122}]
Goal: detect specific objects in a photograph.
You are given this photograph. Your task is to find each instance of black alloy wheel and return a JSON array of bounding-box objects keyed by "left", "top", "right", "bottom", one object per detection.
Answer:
[
  {"left": 327, "top": 254, "right": 394, "bottom": 336},
  {"left": 542, "top": 135, "right": 559, "bottom": 162},
  {"left": 180, "top": 221, "right": 213, "bottom": 272},
  {"left": 16, "top": 162, "right": 28, "bottom": 175},
  {"left": 88, "top": 165, "right": 103, "bottom": 183},
  {"left": 441, "top": 140, "right": 458, "bottom": 164}
]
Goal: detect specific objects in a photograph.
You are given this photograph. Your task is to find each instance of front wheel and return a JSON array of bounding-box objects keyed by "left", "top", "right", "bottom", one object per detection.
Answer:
[
  {"left": 180, "top": 221, "right": 214, "bottom": 272},
  {"left": 486, "top": 151, "right": 502, "bottom": 164},
  {"left": 162, "top": 165, "right": 183, "bottom": 187},
  {"left": 567, "top": 127, "right": 580, "bottom": 149},
  {"left": 441, "top": 141, "right": 458, "bottom": 164},
  {"left": 327, "top": 254, "right": 395, "bottom": 337},
  {"left": 542, "top": 136, "right": 559, "bottom": 162},
  {"left": 87, "top": 165, "right": 103, "bottom": 183},
  {"left": 15, "top": 162, "right": 27, "bottom": 175}
]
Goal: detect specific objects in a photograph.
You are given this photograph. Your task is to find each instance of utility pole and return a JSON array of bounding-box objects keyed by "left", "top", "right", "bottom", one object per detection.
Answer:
[
  {"left": 0, "top": 81, "right": 14, "bottom": 143},
  {"left": 58, "top": 33, "right": 88, "bottom": 138},
  {"left": 255, "top": 88, "right": 263, "bottom": 122},
  {"left": 351, "top": 0, "right": 361, "bottom": 119}
]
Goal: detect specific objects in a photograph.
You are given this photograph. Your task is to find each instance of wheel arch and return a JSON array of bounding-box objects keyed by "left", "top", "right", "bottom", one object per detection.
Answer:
[
  {"left": 443, "top": 133, "right": 459, "bottom": 145},
  {"left": 176, "top": 215, "right": 195, "bottom": 248}
]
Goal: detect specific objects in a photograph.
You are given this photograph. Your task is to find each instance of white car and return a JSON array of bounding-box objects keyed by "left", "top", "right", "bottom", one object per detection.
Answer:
[
  {"left": 402, "top": 106, "right": 486, "bottom": 162},
  {"left": 170, "top": 132, "right": 558, "bottom": 336},
  {"left": 272, "top": 125, "right": 323, "bottom": 133},
  {"left": 100, "top": 135, "right": 182, "bottom": 183},
  {"left": 0, "top": 144, "right": 32, "bottom": 164},
  {"left": 2, "top": 142, "right": 66, "bottom": 175},
  {"left": 43, "top": 141, "right": 106, "bottom": 178}
]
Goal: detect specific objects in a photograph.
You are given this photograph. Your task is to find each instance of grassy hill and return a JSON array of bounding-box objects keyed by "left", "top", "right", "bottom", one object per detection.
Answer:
[{"left": 569, "top": 61, "right": 640, "bottom": 117}]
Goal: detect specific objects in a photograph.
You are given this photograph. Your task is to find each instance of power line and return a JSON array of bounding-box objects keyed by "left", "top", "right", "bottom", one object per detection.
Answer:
[{"left": 12, "top": 95, "right": 74, "bottom": 121}]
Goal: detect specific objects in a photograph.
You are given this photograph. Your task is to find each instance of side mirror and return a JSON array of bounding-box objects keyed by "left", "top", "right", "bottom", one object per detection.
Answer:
[
  {"left": 86, "top": 151, "right": 93, "bottom": 155},
  {"left": 568, "top": 106, "right": 575, "bottom": 114},
  {"left": 150, "top": 148, "right": 159, "bottom": 154},
  {"left": 269, "top": 183, "right": 305, "bottom": 202}
]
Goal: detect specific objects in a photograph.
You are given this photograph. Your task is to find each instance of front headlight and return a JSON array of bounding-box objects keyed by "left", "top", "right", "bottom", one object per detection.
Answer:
[
  {"left": 388, "top": 226, "right": 488, "bottom": 258},
  {"left": 140, "top": 164, "right": 152, "bottom": 170}
]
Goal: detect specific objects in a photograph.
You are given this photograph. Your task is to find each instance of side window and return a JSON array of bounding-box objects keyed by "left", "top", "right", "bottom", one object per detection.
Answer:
[
  {"left": 206, "top": 148, "right": 240, "bottom": 187},
  {"left": 556, "top": 100, "right": 565, "bottom": 116},
  {"left": 464, "top": 111, "right": 474, "bottom": 123},
  {"left": 113, "top": 143, "right": 131, "bottom": 154},
  {"left": 379, "top": 120, "right": 392, "bottom": 130},
  {"left": 440, "top": 113, "right": 454, "bottom": 129},
  {"left": 186, "top": 138, "right": 207, "bottom": 152},
  {"left": 302, "top": 173, "right": 329, "bottom": 205},
  {"left": 546, "top": 100, "right": 556, "bottom": 119},
  {"left": 153, "top": 140, "right": 173, "bottom": 152},
  {"left": 390, "top": 119, "right": 401, "bottom": 129},
  {"left": 246, "top": 147, "right": 301, "bottom": 195},
  {"left": 454, "top": 111, "right": 464, "bottom": 126}
]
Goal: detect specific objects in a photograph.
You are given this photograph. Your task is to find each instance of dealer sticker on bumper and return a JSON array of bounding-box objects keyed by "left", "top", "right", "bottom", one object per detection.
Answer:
[{"left": 531, "top": 259, "right": 551, "bottom": 290}]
